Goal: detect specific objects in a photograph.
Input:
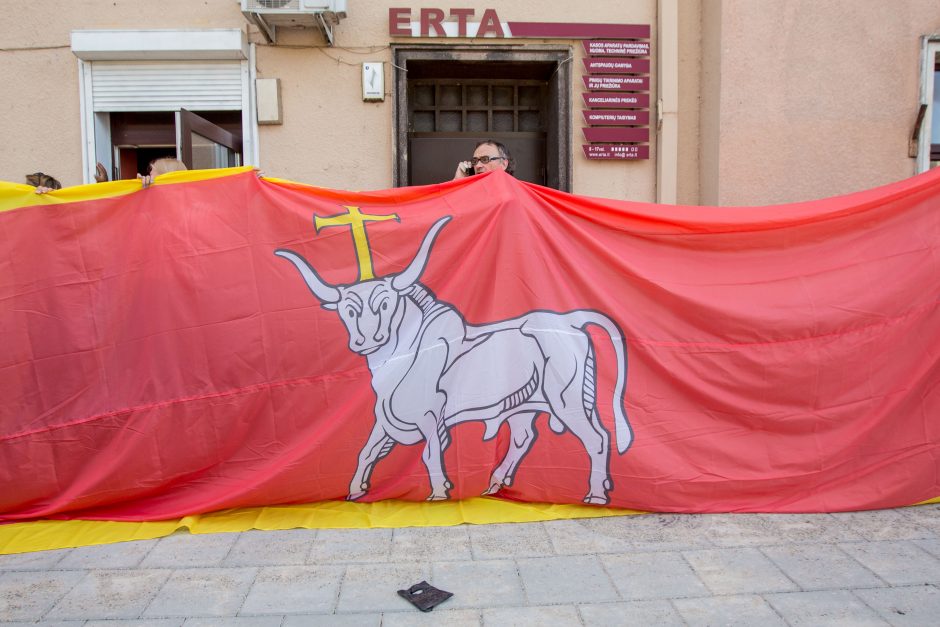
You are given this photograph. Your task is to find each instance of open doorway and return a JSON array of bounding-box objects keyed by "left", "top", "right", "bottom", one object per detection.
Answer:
[
  {"left": 107, "top": 110, "right": 243, "bottom": 180},
  {"left": 393, "top": 46, "right": 572, "bottom": 191}
]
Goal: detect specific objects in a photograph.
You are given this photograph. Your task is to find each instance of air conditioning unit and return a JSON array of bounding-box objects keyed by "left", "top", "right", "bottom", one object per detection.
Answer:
[{"left": 241, "top": 0, "right": 348, "bottom": 46}]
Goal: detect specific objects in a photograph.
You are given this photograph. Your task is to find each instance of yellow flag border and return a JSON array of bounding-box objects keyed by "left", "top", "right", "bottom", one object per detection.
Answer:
[
  {"left": 0, "top": 166, "right": 255, "bottom": 213},
  {"left": 0, "top": 498, "right": 644, "bottom": 555}
]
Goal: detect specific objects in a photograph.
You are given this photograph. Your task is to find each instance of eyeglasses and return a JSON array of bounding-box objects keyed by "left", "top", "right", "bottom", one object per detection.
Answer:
[{"left": 470, "top": 156, "right": 506, "bottom": 165}]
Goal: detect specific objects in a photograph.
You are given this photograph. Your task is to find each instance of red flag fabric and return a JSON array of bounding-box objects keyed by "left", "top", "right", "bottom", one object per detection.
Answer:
[{"left": 1, "top": 168, "right": 939, "bottom": 522}]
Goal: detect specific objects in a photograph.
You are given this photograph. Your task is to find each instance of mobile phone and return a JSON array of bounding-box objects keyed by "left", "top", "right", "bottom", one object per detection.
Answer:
[{"left": 463, "top": 166, "right": 474, "bottom": 176}]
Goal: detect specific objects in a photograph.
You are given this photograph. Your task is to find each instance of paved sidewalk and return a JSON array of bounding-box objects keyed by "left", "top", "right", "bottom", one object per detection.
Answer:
[{"left": 2, "top": 505, "right": 940, "bottom": 625}]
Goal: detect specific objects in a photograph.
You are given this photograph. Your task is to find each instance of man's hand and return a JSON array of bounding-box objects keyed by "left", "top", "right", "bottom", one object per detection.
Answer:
[
  {"left": 94, "top": 162, "right": 109, "bottom": 183},
  {"left": 453, "top": 161, "right": 473, "bottom": 180}
]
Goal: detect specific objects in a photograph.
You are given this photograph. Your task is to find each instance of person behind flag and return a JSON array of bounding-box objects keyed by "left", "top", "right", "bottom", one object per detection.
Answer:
[
  {"left": 25, "top": 171, "right": 62, "bottom": 194},
  {"left": 452, "top": 140, "right": 514, "bottom": 180},
  {"left": 139, "top": 157, "right": 187, "bottom": 188}
]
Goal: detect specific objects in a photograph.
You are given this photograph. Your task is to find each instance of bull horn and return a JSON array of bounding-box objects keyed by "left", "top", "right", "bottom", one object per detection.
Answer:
[
  {"left": 274, "top": 249, "right": 340, "bottom": 304},
  {"left": 391, "top": 216, "right": 452, "bottom": 291}
]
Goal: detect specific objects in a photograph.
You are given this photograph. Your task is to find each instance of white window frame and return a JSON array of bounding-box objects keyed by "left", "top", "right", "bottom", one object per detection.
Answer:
[
  {"left": 72, "top": 29, "right": 259, "bottom": 183},
  {"left": 917, "top": 36, "right": 940, "bottom": 173}
]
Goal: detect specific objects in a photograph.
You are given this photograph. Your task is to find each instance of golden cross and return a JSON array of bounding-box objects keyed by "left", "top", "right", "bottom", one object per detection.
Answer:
[{"left": 314, "top": 206, "right": 400, "bottom": 281}]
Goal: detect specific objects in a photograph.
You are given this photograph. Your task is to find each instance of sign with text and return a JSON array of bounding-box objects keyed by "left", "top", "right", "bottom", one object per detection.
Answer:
[
  {"left": 583, "top": 93, "right": 650, "bottom": 109},
  {"left": 583, "top": 110, "right": 650, "bottom": 126},
  {"left": 388, "top": 8, "right": 651, "bottom": 40},
  {"left": 583, "top": 75, "right": 650, "bottom": 91},
  {"left": 583, "top": 58, "right": 651, "bottom": 74},
  {"left": 582, "top": 40, "right": 651, "bottom": 57},
  {"left": 583, "top": 127, "right": 649, "bottom": 143},
  {"left": 582, "top": 144, "right": 650, "bottom": 159}
]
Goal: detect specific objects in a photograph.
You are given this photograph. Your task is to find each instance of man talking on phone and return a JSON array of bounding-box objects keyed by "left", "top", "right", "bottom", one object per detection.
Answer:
[{"left": 453, "top": 140, "right": 514, "bottom": 180}]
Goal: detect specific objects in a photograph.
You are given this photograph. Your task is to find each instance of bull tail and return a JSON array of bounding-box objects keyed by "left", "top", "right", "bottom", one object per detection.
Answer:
[{"left": 577, "top": 311, "right": 632, "bottom": 454}]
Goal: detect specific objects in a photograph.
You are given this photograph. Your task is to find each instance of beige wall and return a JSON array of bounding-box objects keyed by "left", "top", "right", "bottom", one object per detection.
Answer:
[
  {"left": 708, "top": 0, "right": 940, "bottom": 205},
  {"left": 0, "top": 0, "right": 662, "bottom": 199},
  {"left": 1, "top": 1, "right": 936, "bottom": 206}
]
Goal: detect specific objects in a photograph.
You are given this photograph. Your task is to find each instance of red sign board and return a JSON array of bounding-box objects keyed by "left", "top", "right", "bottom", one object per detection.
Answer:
[
  {"left": 583, "top": 127, "right": 649, "bottom": 143},
  {"left": 583, "top": 58, "right": 650, "bottom": 74},
  {"left": 583, "top": 144, "right": 650, "bottom": 160},
  {"left": 583, "top": 75, "right": 649, "bottom": 91},
  {"left": 582, "top": 40, "right": 651, "bottom": 56},
  {"left": 507, "top": 22, "right": 650, "bottom": 39},
  {"left": 583, "top": 110, "right": 650, "bottom": 126},
  {"left": 583, "top": 93, "right": 650, "bottom": 108}
]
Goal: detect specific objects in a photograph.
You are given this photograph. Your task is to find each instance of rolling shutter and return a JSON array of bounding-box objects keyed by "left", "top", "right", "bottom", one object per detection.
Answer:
[{"left": 89, "top": 61, "right": 244, "bottom": 112}]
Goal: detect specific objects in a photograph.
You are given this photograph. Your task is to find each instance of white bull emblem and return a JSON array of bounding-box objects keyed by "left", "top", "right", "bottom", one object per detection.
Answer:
[{"left": 275, "top": 213, "right": 633, "bottom": 504}]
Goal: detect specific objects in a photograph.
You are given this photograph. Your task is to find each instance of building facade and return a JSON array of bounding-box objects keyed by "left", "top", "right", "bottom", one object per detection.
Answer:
[{"left": 2, "top": 0, "right": 938, "bottom": 205}]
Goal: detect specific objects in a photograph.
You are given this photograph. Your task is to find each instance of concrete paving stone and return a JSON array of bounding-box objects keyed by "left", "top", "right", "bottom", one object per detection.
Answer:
[
  {"left": 482, "top": 605, "right": 581, "bottom": 626},
  {"left": 853, "top": 584, "right": 940, "bottom": 626},
  {"left": 596, "top": 513, "right": 713, "bottom": 552},
  {"left": 184, "top": 617, "right": 284, "bottom": 626},
  {"left": 86, "top": 620, "right": 182, "bottom": 627},
  {"left": 45, "top": 568, "right": 172, "bottom": 621},
  {"left": 673, "top": 594, "right": 788, "bottom": 626},
  {"left": 56, "top": 539, "right": 159, "bottom": 569},
  {"left": 390, "top": 526, "right": 472, "bottom": 562},
  {"left": 141, "top": 567, "right": 258, "bottom": 618},
  {"left": 283, "top": 613, "right": 382, "bottom": 626},
  {"left": 757, "top": 513, "right": 865, "bottom": 544},
  {"left": 683, "top": 547, "right": 799, "bottom": 595},
  {"left": 912, "top": 537, "right": 940, "bottom": 560},
  {"left": 0, "top": 548, "right": 71, "bottom": 571},
  {"left": 895, "top": 503, "right": 940, "bottom": 534},
  {"left": 240, "top": 564, "right": 344, "bottom": 615},
  {"left": 760, "top": 543, "right": 885, "bottom": 590},
  {"left": 430, "top": 559, "right": 524, "bottom": 609},
  {"left": 705, "top": 513, "right": 862, "bottom": 548},
  {"left": 838, "top": 540, "right": 940, "bottom": 585},
  {"left": 0, "top": 570, "right": 86, "bottom": 622},
  {"left": 223, "top": 529, "right": 316, "bottom": 566},
  {"left": 335, "top": 562, "right": 430, "bottom": 613},
  {"left": 700, "top": 514, "right": 789, "bottom": 547},
  {"left": 382, "top": 608, "right": 482, "bottom": 626},
  {"left": 764, "top": 590, "right": 888, "bottom": 625},
  {"left": 308, "top": 528, "right": 392, "bottom": 564},
  {"left": 601, "top": 551, "right": 709, "bottom": 600},
  {"left": 139, "top": 531, "right": 239, "bottom": 568},
  {"left": 516, "top": 555, "right": 618, "bottom": 605},
  {"left": 828, "top": 509, "right": 936, "bottom": 541},
  {"left": 542, "top": 518, "right": 633, "bottom": 555},
  {"left": 468, "top": 522, "right": 554, "bottom": 559},
  {"left": 579, "top": 599, "right": 685, "bottom": 625}
]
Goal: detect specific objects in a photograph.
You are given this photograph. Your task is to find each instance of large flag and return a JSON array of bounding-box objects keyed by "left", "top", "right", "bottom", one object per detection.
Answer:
[{"left": 1, "top": 167, "right": 938, "bottom": 522}]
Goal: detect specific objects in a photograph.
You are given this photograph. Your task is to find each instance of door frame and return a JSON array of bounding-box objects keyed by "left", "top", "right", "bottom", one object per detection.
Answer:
[
  {"left": 392, "top": 44, "right": 572, "bottom": 191},
  {"left": 179, "top": 109, "right": 243, "bottom": 169}
]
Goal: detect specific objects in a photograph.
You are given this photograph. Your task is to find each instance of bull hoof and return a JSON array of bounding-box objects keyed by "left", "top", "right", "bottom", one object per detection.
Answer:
[
  {"left": 583, "top": 495, "right": 609, "bottom": 505},
  {"left": 427, "top": 493, "right": 449, "bottom": 501},
  {"left": 347, "top": 491, "right": 367, "bottom": 501},
  {"left": 482, "top": 482, "right": 502, "bottom": 495}
]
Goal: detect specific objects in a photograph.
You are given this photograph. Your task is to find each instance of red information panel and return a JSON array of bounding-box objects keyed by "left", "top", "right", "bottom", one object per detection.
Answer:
[
  {"left": 583, "top": 110, "right": 650, "bottom": 126},
  {"left": 583, "top": 75, "right": 649, "bottom": 91},
  {"left": 583, "top": 127, "right": 649, "bottom": 143},
  {"left": 582, "top": 144, "right": 650, "bottom": 159},
  {"left": 582, "top": 40, "right": 651, "bottom": 57},
  {"left": 583, "top": 58, "right": 651, "bottom": 74},
  {"left": 583, "top": 93, "right": 651, "bottom": 108}
]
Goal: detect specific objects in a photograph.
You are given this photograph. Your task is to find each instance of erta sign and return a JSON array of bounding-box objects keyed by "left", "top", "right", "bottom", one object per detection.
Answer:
[{"left": 388, "top": 8, "right": 650, "bottom": 40}]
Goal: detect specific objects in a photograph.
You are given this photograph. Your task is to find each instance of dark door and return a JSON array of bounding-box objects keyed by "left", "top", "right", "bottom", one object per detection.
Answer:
[{"left": 407, "top": 79, "right": 547, "bottom": 186}]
